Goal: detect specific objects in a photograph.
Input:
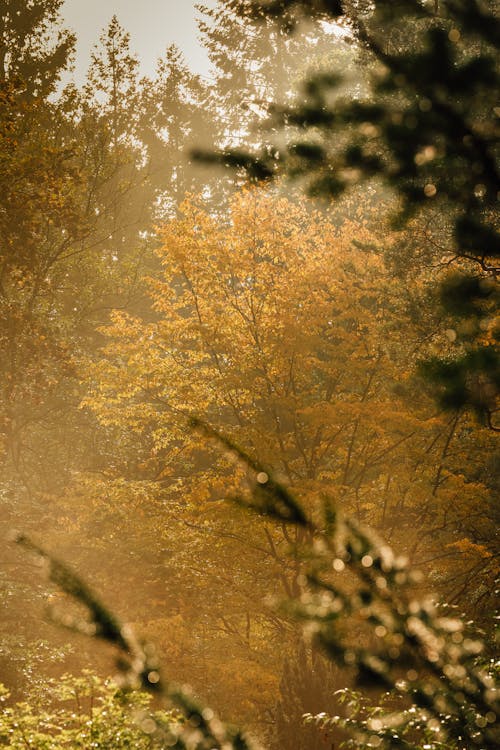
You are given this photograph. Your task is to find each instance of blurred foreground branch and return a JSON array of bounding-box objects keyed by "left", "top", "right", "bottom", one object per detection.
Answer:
[
  {"left": 13, "top": 421, "right": 499, "bottom": 749},
  {"left": 13, "top": 532, "right": 260, "bottom": 750}
]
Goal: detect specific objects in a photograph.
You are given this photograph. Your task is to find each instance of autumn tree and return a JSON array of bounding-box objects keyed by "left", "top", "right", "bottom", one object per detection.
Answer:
[
  {"left": 75, "top": 188, "right": 496, "bottom": 730},
  {"left": 0, "top": 43, "right": 82, "bottom": 500},
  {"left": 0, "top": 11, "right": 157, "bottom": 510},
  {"left": 0, "top": 11, "right": 159, "bottom": 692},
  {"left": 2, "top": 2, "right": 497, "bottom": 744},
  {"left": 0, "top": 101, "right": 94, "bottom": 686},
  {"left": 0, "top": 7, "right": 258, "bottom": 696}
]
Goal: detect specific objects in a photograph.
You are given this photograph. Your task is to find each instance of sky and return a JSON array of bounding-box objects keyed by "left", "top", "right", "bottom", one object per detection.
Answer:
[{"left": 62, "top": 0, "right": 216, "bottom": 82}]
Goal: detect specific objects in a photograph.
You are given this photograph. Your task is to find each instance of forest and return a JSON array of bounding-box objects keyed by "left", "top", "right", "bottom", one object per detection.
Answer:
[{"left": 0, "top": 0, "right": 498, "bottom": 748}]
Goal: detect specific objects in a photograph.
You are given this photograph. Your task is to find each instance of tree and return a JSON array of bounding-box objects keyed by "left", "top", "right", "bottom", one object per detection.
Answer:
[
  {"left": 76, "top": 188, "right": 496, "bottom": 732},
  {"left": 139, "top": 44, "right": 218, "bottom": 212},
  {"left": 0, "top": 11, "right": 158, "bottom": 509},
  {"left": 0, "top": 11, "right": 161, "bottom": 693},
  {"left": 202, "top": 0, "right": 499, "bottom": 426},
  {"left": 199, "top": 0, "right": 303, "bottom": 140},
  {"left": 13, "top": 447, "right": 499, "bottom": 749},
  {"left": 198, "top": 0, "right": 358, "bottom": 166},
  {"left": 271, "top": 641, "right": 340, "bottom": 750},
  {"left": 0, "top": 0, "right": 75, "bottom": 97},
  {"left": 85, "top": 15, "right": 140, "bottom": 151},
  {"left": 3, "top": 3, "right": 498, "bottom": 746},
  {"left": 79, "top": 16, "right": 156, "bottom": 260}
]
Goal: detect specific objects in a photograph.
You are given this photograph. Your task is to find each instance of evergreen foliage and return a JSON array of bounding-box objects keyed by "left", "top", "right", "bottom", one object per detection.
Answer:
[
  {"left": 0, "top": 0, "right": 75, "bottom": 97},
  {"left": 199, "top": 0, "right": 499, "bottom": 426}
]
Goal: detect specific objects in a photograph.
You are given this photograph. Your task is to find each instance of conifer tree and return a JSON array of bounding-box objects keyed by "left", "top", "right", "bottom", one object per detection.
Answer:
[
  {"left": 203, "top": 0, "right": 499, "bottom": 425},
  {"left": 85, "top": 15, "right": 140, "bottom": 150},
  {"left": 78, "top": 16, "right": 155, "bottom": 280},
  {"left": 0, "top": 0, "right": 75, "bottom": 97},
  {"left": 140, "top": 44, "right": 216, "bottom": 212},
  {"left": 271, "top": 641, "right": 339, "bottom": 750},
  {"left": 197, "top": 0, "right": 340, "bottom": 151}
]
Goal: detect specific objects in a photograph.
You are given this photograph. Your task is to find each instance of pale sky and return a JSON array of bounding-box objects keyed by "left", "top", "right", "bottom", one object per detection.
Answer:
[{"left": 62, "top": 0, "right": 216, "bottom": 82}]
